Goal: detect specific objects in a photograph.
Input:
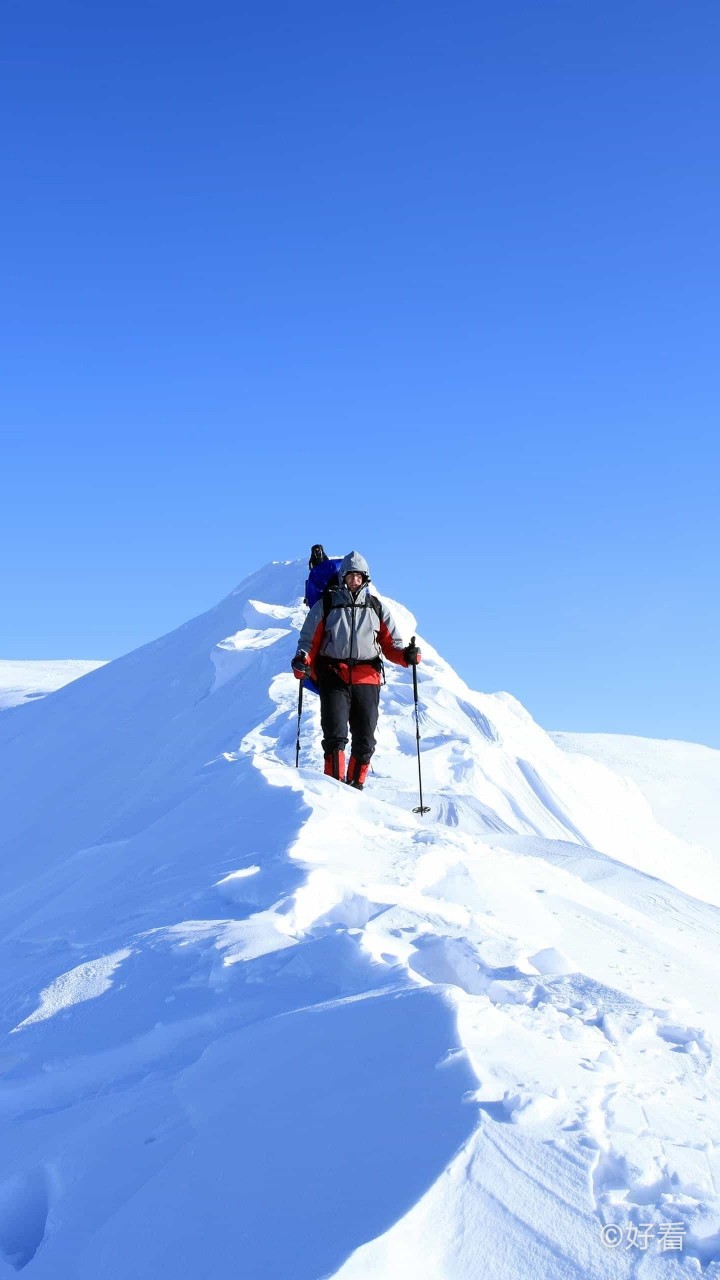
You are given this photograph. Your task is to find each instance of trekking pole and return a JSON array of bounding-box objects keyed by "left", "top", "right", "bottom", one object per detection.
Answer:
[
  {"left": 295, "top": 678, "right": 304, "bottom": 768},
  {"left": 410, "top": 637, "right": 430, "bottom": 815}
]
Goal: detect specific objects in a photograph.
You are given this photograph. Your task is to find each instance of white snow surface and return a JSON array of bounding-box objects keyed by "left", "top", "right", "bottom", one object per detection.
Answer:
[
  {"left": 553, "top": 731, "right": 720, "bottom": 860},
  {"left": 0, "top": 660, "right": 105, "bottom": 710},
  {"left": 1, "top": 560, "right": 719, "bottom": 1279}
]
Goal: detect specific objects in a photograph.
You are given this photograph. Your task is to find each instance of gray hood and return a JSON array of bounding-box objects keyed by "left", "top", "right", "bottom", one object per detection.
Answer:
[{"left": 339, "top": 551, "right": 370, "bottom": 581}]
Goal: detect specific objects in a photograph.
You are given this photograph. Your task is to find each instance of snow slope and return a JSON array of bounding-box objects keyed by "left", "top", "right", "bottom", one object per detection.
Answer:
[
  {"left": 552, "top": 731, "right": 720, "bottom": 860},
  {"left": 1, "top": 561, "right": 719, "bottom": 1279},
  {"left": 0, "top": 661, "right": 106, "bottom": 711}
]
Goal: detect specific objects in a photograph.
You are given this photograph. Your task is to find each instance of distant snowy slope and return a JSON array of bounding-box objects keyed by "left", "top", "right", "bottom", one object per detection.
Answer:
[
  {"left": 0, "top": 659, "right": 106, "bottom": 710},
  {"left": 552, "top": 731, "right": 720, "bottom": 858},
  {"left": 1, "top": 561, "right": 719, "bottom": 1279}
]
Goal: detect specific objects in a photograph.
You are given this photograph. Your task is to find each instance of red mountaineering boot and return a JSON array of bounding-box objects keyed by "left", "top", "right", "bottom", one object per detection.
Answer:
[
  {"left": 324, "top": 750, "right": 345, "bottom": 780},
  {"left": 346, "top": 756, "right": 370, "bottom": 790}
]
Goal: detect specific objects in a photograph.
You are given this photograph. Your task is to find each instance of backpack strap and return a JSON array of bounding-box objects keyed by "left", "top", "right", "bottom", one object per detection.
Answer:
[
  {"left": 368, "top": 596, "right": 384, "bottom": 682},
  {"left": 322, "top": 589, "right": 382, "bottom": 623}
]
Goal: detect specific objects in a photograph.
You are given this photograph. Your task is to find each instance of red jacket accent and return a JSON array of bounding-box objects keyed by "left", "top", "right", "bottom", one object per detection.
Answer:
[{"left": 378, "top": 621, "right": 409, "bottom": 668}]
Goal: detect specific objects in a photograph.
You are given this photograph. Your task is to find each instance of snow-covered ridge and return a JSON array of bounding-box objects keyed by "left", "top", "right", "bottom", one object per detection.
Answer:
[
  {"left": 0, "top": 560, "right": 718, "bottom": 1278},
  {"left": 0, "top": 659, "right": 106, "bottom": 710}
]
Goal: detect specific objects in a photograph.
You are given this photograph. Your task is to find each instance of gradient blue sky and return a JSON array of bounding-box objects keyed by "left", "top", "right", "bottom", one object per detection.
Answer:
[{"left": 2, "top": 1, "right": 718, "bottom": 745}]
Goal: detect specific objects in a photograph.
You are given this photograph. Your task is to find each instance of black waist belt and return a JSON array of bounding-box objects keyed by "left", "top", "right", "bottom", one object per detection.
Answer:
[{"left": 317, "top": 655, "right": 382, "bottom": 672}]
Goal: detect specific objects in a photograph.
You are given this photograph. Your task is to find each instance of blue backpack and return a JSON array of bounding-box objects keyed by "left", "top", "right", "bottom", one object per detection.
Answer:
[
  {"left": 304, "top": 545, "right": 343, "bottom": 608},
  {"left": 301, "top": 545, "right": 343, "bottom": 695}
]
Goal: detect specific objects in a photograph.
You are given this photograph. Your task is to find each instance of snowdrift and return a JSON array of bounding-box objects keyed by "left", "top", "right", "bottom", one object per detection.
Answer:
[
  {"left": 553, "top": 730, "right": 720, "bottom": 860},
  {"left": 1, "top": 560, "right": 719, "bottom": 1279}
]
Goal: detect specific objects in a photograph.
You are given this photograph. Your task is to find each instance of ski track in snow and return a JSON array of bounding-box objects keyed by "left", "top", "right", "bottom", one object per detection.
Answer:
[{"left": 0, "top": 560, "right": 719, "bottom": 1278}]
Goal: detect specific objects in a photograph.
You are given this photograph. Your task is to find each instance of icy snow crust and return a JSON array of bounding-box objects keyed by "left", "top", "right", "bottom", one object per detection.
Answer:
[{"left": 1, "top": 560, "right": 719, "bottom": 1278}]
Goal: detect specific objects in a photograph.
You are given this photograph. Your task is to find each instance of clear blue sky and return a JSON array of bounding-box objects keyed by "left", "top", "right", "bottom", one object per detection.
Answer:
[{"left": 2, "top": 1, "right": 718, "bottom": 745}]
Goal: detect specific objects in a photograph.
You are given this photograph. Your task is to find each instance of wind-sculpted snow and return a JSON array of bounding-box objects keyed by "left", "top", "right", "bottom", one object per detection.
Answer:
[
  {"left": 0, "top": 560, "right": 719, "bottom": 1278},
  {"left": 553, "top": 731, "right": 720, "bottom": 860}
]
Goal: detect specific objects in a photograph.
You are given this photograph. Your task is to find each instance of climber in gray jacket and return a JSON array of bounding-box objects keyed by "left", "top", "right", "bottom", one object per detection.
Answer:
[{"left": 291, "top": 551, "right": 421, "bottom": 789}]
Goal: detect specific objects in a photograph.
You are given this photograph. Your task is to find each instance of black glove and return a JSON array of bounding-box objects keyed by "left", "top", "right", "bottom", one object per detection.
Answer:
[
  {"left": 403, "top": 642, "right": 421, "bottom": 666},
  {"left": 292, "top": 652, "right": 311, "bottom": 680}
]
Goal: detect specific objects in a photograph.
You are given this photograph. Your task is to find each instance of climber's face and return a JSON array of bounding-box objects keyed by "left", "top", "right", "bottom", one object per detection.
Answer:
[{"left": 344, "top": 571, "right": 364, "bottom": 593}]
